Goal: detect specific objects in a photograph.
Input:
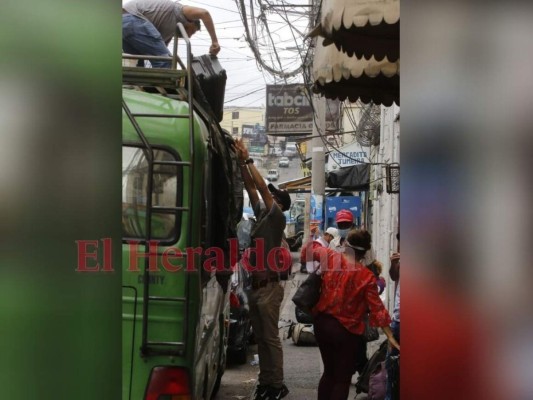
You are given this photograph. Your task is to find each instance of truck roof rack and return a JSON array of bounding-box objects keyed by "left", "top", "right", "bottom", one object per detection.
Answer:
[{"left": 122, "top": 21, "right": 189, "bottom": 93}]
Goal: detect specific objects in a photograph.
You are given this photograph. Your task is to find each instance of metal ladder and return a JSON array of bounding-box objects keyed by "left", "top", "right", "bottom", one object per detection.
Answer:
[{"left": 122, "top": 22, "right": 195, "bottom": 357}]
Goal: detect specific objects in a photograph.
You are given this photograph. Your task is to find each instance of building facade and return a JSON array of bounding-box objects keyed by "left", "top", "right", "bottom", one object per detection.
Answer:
[
  {"left": 369, "top": 104, "right": 400, "bottom": 311},
  {"left": 220, "top": 107, "right": 265, "bottom": 138}
]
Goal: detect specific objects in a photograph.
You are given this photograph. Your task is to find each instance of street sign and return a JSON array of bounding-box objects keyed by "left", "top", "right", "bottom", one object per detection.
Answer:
[{"left": 265, "top": 84, "right": 340, "bottom": 135}]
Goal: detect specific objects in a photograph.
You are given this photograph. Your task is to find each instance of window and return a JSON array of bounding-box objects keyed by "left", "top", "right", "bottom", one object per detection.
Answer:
[
  {"left": 232, "top": 111, "right": 239, "bottom": 119},
  {"left": 232, "top": 127, "right": 238, "bottom": 135},
  {"left": 122, "top": 146, "right": 182, "bottom": 242}
]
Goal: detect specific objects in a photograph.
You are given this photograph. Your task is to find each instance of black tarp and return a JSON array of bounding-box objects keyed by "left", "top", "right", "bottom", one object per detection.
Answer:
[{"left": 326, "top": 164, "right": 370, "bottom": 191}]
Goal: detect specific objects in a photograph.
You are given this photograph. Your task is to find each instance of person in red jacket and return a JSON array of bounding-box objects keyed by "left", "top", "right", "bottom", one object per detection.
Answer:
[{"left": 309, "top": 229, "right": 400, "bottom": 400}]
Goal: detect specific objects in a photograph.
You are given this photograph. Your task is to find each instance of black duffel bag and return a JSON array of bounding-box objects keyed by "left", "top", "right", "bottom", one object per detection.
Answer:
[{"left": 292, "top": 271, "right": 322, "bottom": 315}]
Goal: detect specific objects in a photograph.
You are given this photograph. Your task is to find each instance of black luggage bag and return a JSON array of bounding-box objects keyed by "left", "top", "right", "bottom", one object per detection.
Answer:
[
  {"left": 191, "top": 54, "right": 226, "bottom": 122},
  {"left": 355, "top": 340, "right": 388, "bottom": 394}
]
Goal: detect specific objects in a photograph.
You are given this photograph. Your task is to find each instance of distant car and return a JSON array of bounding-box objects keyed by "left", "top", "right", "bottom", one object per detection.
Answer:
[
  {"left": 278, "top": 157, "right": 289, "bottom": 168},
  {"left": 227, "top": 260, "right": 252, "bottom": 364},
  {"left": 284, "top": 144, "right": 297, "bottom": 160},
  {"left": 267, "top": 169, "right": 279, "bottom": 181}
]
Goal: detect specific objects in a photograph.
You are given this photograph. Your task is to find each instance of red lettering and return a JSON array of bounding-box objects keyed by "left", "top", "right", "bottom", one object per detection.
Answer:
[
  {"left": 204, "top": 247, "right": 225, "bottom": 272},
  {"left": 268, "top": 246, "right": 291, "bottom": 272},
  {"left": 101, "top": 238, "right": 114, "bottom": 272},
  {"left": 162, "top": 247, "right": 183, "bottom": 272},
  {"left": 76, "top": 240, "right": 100, "bottom": 272},
  {"left": 245, "top": 238, "right": 265, "bottom": 272},
  {"left": 185, "top": 247, "right": 202, "bottom": 272},
  {"left": 126, "top": 241, "right": 140, "bottom": 272},
  {"left": 128, "top": 241, "right": 160, "bottom": 272}
]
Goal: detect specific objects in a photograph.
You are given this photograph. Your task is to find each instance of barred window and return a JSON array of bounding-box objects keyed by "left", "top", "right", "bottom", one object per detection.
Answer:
[{"left": 122, "top": 146, "right": 182, "bottom": 242}]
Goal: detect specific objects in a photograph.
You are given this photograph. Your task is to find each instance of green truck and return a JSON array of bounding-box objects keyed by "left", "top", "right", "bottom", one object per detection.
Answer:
[{"left": 122, "top": 25, "right": 239, "bottom": 400}]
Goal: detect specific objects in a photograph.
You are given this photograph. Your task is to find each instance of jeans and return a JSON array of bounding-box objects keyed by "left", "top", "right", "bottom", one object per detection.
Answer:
[
  {"left": 385, "top": 320, "right": 400, "bottom": 400},
  {"left": 122, "top": 13, "right": 171, "bottom": 68}
]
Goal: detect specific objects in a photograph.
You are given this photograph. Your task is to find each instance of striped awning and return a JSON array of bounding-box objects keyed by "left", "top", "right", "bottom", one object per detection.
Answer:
[
  {"left": 312, "top": 40, "right": 399, "bottom": 106},
  {"left": 310, "top": 0, "right": 399, "bottom": 106}
]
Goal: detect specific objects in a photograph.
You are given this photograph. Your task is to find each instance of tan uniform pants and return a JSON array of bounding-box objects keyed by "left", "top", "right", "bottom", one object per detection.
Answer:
[{"left": 247, "top": 282, "right": 284, "bottom": 386}]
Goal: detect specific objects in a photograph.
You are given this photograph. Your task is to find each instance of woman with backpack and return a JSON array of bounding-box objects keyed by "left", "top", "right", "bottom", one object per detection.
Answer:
[{"left": 305, "top": 229, "right": 400, "bottom": 400}]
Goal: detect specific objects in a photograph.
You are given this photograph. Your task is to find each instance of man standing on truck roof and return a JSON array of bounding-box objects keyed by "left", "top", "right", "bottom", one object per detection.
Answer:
[
  {"left": 233, "top": 138, "right": 291, "bottom": 400},
  {"left": 122, "top": 0, "right": 220, "bottom": 68}
]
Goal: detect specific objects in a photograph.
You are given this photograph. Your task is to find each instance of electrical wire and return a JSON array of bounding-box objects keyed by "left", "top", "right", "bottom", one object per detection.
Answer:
[
  {"left": 224, "top": 86, "right": 265, "bottom": 103},
  {"left": 234, "top": 0, "right": 306, "bottom": 78}
]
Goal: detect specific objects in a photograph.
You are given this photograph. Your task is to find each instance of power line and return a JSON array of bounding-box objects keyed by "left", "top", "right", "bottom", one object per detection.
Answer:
[
  {"left": 234, "top": 0, "right": 305, "bottom": 79},
  {"left": 224, "top": 86, "right": 265, "bottom": 103},
  {"left": 185, "top": 0, "right": 241, "bottom": 14}
]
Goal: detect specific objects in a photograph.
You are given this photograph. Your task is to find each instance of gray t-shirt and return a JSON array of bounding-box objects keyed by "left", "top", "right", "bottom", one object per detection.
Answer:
[
  {"left": 249, "top": 201, "right": 286, "bottom": 278},
  {"left": 123, "top": 0, "right": 190, "bottom": 43}
]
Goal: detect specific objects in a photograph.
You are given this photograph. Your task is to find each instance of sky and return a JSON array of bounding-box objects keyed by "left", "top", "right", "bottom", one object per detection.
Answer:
[{"left": 123, "top": 0, "right": 313, "bottom": 107}]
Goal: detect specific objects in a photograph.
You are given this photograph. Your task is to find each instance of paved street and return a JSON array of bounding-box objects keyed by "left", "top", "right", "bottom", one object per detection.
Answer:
[
  {"left": 257, "top": 154, "right": 304, "bottom": 185},
  {"left": 216, "top": 252, "right": 386, "bottom": 400}
]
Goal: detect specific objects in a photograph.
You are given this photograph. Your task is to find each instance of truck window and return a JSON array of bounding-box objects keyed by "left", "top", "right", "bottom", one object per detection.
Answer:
[{"left": 122, "top": 146, "right": 182, "bottom": 243}]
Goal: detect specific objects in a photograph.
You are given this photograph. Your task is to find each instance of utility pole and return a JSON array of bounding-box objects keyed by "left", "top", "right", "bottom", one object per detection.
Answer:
[
  {"left": 310, "top": 94, "right": 326, "bottom": 224},
  {"left": 310, "top": 0, "right": 326, "bottom": 231},
  {"left": 303, "top": 0, "right": 326, "bottom": 243}
]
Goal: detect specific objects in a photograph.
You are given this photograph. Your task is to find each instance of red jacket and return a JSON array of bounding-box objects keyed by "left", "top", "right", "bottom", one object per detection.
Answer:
[{"left": 310, "top": 247, "right": 391, "bottom": 335}]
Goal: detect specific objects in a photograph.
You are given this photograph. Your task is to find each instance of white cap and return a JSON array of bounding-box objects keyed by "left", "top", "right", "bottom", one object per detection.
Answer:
[{"left": 325, "top": 227, "right": 339, "bottom": 238}]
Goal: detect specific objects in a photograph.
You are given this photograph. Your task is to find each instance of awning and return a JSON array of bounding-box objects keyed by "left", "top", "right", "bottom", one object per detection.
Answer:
[
  {"left": 315, "top": 0, "right": 399, "bottom": 61},
  {"left": 327, "top": 164, "right": 370, "bottom": 191},
  {"left": 312, "top": 41, "right": 399, "bottom": 106},
  {"left": 278, "top": 176, "right": 312, "bottom": 193},
  {"left": 278, "top": 164, "right": 370, "bottom": 192},
  {"left": 310, "top": 0, "right": 399, "bottom": 106}
]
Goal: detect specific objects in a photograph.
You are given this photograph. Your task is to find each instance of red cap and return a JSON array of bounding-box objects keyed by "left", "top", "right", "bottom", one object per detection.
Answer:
[{"left": 335, "top": 209, "right": 354, "bottom": 223}]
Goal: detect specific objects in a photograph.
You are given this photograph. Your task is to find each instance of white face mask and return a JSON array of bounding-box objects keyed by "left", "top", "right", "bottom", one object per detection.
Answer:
[{"left": 338, "top": 228, "right": 350, "bottom": 239}]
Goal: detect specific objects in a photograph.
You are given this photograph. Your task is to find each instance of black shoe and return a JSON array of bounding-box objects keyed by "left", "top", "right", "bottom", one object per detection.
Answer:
[
  {"left": 267, "top": 383, "right": 289, "bottom": 400},
  {"left": 253, "top": 385, "right": 269, "bottom": 400}
]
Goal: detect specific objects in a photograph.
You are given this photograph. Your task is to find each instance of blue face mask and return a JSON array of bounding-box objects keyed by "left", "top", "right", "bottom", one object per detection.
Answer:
[{"left": 338, "top": 228, "right": 350, "bottom": 239}]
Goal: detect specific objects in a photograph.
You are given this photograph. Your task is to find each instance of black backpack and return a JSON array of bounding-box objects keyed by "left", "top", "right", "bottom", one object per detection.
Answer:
[
  {"left": 295, "top": 306, "right": 314, "bottom": 324},
  {"left": 355, "top": 340, "right": 388, "bottom": 394}
]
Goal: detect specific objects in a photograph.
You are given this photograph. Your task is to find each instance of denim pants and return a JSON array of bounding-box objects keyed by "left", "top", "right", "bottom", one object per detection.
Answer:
[
  {"left": 385, "top": 320, "right": 400, "bottom": 400},
  {"left": 122, "top": 13, "right": 171, "bottom": 68}
]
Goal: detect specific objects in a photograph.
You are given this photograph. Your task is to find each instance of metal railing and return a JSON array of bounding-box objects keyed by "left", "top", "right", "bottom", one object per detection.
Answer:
[{"left": 122, "top": 22, "right": 195, "bottom": 358}]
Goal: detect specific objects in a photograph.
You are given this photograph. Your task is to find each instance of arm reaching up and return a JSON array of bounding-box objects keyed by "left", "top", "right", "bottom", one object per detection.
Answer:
[
  {"left": 232, "top": 138, "right": 274, "bottom": 211},
  {"left": 182, "top": 6, "right": 220, "bottom": 55}
]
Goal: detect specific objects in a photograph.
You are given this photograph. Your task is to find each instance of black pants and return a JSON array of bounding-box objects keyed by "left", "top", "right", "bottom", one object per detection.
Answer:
[{"left": 314, "top": 313, "right": 366, "bottom": 400}]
